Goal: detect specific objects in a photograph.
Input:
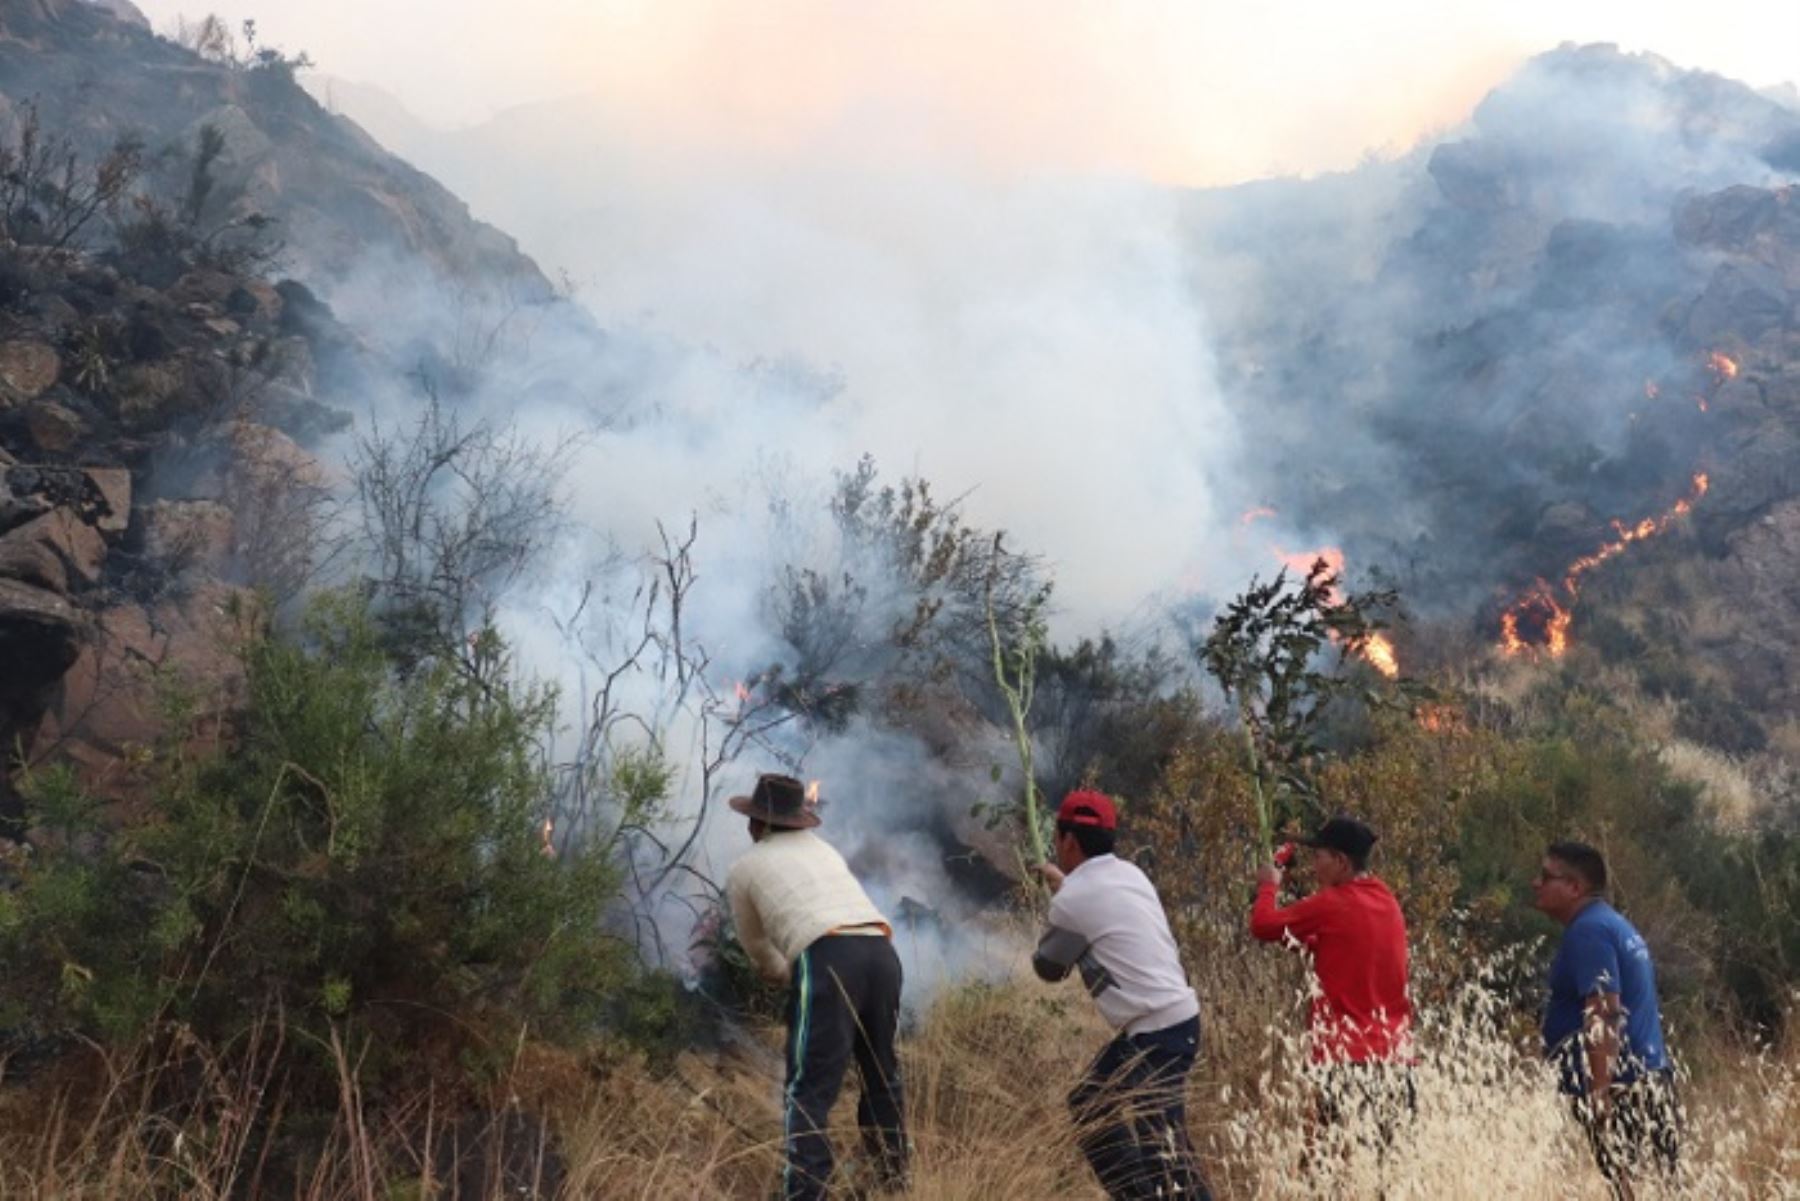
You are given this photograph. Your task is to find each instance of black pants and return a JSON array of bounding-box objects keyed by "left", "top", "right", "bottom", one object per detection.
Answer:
[
  {"left": 1316, "top": 1061, "right": 1417, "bottom": 1153},
  {"left": 1069, "top": 1016, "right": 1212, "bottom": 1200},
  {"left": 781, "top": 933, "right": 908, "bottom": 1200},
  {"left": 1573, "top": 1071, "right": 1681, "bottom": 1198}
]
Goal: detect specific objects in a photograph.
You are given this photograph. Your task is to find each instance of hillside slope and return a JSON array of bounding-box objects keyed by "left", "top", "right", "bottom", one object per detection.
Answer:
[{"left": 0, "top": 0, "right": 555, "bottom": 301}]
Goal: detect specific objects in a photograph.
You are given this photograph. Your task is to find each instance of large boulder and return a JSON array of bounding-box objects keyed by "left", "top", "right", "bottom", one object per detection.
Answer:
[
  {"left": 0, "top": 340, "right": 60, "bottom": 401},
  {"left": 0, "top": 508, "right": 106, "bottom": 590},
  {"left": 29, "top": 583, "right": 257, "bottom": 809}
]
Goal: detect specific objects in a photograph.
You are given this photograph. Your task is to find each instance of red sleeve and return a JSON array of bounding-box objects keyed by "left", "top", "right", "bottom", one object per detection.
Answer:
[{"left": 1250, "top": 881, "right": 1336, "bottom": 945}]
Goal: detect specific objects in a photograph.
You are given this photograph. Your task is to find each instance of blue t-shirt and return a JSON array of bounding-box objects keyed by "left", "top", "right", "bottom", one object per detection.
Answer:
[{"left": 1542, "top": 900, "right": 1669, "bottom": 1093}]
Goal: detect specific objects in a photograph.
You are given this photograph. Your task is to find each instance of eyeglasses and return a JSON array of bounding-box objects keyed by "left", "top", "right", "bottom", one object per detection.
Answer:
[{"left": 1532, "top": 868, "right": 1576, "bottom": 886}]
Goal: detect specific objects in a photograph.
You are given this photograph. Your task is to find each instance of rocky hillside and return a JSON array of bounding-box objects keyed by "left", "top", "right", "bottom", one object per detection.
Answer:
[
  {"left": 0, "top": 0, "right": 556, "bottom": 301},
  {"left": 0, "top": 222, "right": 363, "bottom": 833}
]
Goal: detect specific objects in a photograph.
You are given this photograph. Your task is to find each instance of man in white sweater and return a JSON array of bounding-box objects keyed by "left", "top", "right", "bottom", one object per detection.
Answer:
[
  {"left": 1034, "top": 789, "right": 1211, "bottom": 1200},
  {"left": 726, "top": 773, "right": 907, "bottom": 1200}
]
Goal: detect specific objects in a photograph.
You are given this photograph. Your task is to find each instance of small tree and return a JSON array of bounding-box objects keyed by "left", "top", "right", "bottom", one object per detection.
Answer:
[{"left": 1200, "top": 559, "right": 1400, "bottom": 856}]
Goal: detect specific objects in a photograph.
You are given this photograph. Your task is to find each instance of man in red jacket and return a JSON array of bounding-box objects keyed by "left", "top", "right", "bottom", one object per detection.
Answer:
[{"left": 1250, "top": 815, "right": 1413, "bottom": 1146}]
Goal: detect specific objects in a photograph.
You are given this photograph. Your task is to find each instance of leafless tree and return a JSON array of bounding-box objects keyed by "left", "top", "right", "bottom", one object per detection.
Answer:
[
  {"left": 352, "top": 378, "right": 573, "bottom": 672},
  {"left": 543, "top": 517, "right": 808, "bottom": 961},
  {"left": 0, "top": 102, "right": 143, "bottom": 250}
]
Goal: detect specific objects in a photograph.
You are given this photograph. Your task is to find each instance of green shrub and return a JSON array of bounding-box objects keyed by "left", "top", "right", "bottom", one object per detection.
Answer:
[{"left": 1, "top": 592, "right": 630, "bottom": 1089}]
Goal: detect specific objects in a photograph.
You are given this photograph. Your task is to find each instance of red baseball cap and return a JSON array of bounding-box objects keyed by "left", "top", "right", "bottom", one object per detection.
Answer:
[{"left": 1056, "top": 789, "right": 1118, "bottom": 831}]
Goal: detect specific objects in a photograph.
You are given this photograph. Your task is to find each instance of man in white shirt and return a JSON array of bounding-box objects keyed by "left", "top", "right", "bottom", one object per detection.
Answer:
[
  {"left": 1034, "top": 790, "right": 1211, "bottom": 1200},
  {"left": 726, "top": 773, "right": 907, "bottom": 1200}
]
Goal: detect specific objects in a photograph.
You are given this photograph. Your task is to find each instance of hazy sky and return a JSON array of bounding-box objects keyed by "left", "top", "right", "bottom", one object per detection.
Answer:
[{"left": 131, "top": 0, "right": 1800, "bottom": 184}]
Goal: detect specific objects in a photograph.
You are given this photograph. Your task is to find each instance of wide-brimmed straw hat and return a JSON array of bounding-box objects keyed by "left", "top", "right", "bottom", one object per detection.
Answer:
[{"left": 728, "top": 772, "right": 821, "bottom": 829}]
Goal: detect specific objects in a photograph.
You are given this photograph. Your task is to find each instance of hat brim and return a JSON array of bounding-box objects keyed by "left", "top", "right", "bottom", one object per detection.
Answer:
[{"left": 728, "top": 793, "right": 822, "bottom": 828}]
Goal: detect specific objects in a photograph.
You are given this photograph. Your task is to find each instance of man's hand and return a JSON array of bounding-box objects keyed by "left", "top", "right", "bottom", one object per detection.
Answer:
[
  {"left": 1256, "top": 862, "right": 1284, "bottom": 889},
  {"left": 1034, "top": 862, "right": 1066, "bottom": 893}
]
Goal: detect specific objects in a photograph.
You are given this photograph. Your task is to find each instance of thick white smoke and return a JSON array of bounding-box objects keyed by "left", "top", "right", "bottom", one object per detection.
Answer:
[{"left": 296, "top": 39, "right": 1800, "bottom": 1002}]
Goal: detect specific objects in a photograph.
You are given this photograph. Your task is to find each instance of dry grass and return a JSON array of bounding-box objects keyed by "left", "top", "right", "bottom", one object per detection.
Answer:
[
  {"left": 552, "top": 946, "right": 1799, "bottom": 1200},
  {"left": 1658, "top": 739, "right": 1761, "bottom": 830},
  {"left": 4, "top": 958, "right": 1796, "bottom": 1199}
]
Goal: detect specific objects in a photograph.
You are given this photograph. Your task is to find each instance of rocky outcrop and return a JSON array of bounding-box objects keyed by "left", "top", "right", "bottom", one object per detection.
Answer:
[
  {"left": 0, "top": 209, "right": 349, "bottom": 830},
  {"left": 81, "top": 0, "right": 147, "bottom": 29},
  {"left": 31, "top": 580, "right": 255, "bottom": 813}
]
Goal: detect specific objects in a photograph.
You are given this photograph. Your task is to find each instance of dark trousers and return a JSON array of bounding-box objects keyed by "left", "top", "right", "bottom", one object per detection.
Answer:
[
  {"left": 1069, "top": 1016, "right": 1212, "bottom": 1200},
  {"left": 782, "top": 933, "right": 908, "bottom": 1200},
  {"left": 1316, "top": 1061, "right": 1417, "bottom": 1153},
  {"left": 1573, "top": 1071, "right": 1681, "bottom": 1199}
]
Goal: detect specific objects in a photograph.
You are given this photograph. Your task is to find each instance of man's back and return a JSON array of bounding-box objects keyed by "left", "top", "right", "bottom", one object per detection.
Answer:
[
  {"left": 726, "top": 831, "right": 888, "bottom": 979},
  {"left": 1048, "top": 853, "right": 1199, "bottom": 1033},
  {"left": 1251, "top": 875, "right": 1411, "bottom": 1061}
]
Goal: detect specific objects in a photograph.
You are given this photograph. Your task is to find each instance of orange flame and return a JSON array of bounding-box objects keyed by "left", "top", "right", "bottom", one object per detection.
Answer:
[
  {"left": 805, "top": 780, "right": 821, "bottom": 807},
  {"left": 1415, "top": 703, "right": 1465, "bottom": 734},
  {"left": 540, "top": 816, "right": 557, "bottom": 859},
  {"left": 1499, "top": 473, "right": 1707, "bottom": 658},
  {"left": 1362, "top": 633, "right": 1400, "bottom": 679},
  {"left": 1708, "top": 351, "right": 1739, "bottom": 379},
  {"left": 1269, "top": 546, "right": 1399, "bottom": 677},
  {"left": 1239, "top": 505, "right": 1278, "bottom": 527}
]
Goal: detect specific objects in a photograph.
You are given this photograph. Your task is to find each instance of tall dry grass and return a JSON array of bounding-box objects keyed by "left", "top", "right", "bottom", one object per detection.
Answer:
[{"left": 5, "top": 952, "right": 1796, "bottom": 1198}]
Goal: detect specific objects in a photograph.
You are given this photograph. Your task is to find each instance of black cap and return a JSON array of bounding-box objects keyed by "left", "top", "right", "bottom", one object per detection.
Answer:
[{"left": 1298, "top": 816, "right": 1377, "bottom": 859}]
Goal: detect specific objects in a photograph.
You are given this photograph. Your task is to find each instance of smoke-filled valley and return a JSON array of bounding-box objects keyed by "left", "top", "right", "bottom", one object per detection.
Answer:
[{"left": 2, "top": 2, "right": 1798, "bottom": 1197}]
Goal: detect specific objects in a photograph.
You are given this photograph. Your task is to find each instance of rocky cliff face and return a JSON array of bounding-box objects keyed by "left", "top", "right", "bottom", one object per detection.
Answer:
[{"left": 0, "top": 233, "right": 350, "bottom": 832}]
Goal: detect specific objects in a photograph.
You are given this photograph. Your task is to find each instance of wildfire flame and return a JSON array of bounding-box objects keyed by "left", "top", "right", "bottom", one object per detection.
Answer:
[
  {"left": 1415, "top": 703, "right": 1465, "bottom": 734},
  {"left": 1499, "top": 581, "right": 1572, "bottom": 659},
  {"left": 540, "top": 816, "right": 557, "bottom": 859},
  {"left": 1239, "top": 505, "right": 1278, "bottom": 527},
  {"left": 1499, "top": 473, "right": 1708, "bottom": 658},
  {"left": 1361, "top": 634, "right": 1400, "bottom": 680},
  {"left": 805, "top": 780, "right": 821, "bottom": 807},
  {"left": 1271, "top": 546, "right": 1398, "bottom": 678},
  {"left": 1708, "top": 351, "right": 1739, "bottom": 379}
]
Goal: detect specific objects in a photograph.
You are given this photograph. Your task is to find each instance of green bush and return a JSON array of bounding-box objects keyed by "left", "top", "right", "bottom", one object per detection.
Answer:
[{"left": 1, "top": 592, "right": 630, "bottom": 1088}]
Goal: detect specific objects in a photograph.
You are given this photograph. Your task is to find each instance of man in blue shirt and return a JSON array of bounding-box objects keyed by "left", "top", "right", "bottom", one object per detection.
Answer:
[{"left": 1533, "top": 840, "right": 1680, "bottom": 1199}]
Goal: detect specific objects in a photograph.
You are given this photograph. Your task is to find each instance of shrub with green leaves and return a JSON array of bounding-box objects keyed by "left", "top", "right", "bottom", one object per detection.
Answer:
[{"left": 1, "top": 592, "right": 630, "bottom": 1087}]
